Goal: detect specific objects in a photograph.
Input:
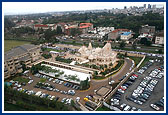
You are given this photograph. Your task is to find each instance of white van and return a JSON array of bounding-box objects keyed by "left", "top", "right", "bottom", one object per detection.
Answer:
[{"left": 123, "top": 105, "right": 131, "bottom": 111}]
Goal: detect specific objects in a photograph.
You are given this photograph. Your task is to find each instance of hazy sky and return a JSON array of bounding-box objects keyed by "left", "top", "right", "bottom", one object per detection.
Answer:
[{"left": 3, "top": 2, "right": 165, "bottom": 15}]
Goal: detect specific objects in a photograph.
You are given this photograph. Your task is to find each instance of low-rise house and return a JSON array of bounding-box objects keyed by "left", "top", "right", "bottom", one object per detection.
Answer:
[
  {"left": 79, "top": 23, "right": 93, "bottom": 34},
  {"left": 34, "top": 24, "right": 49, "bottom": 30}
]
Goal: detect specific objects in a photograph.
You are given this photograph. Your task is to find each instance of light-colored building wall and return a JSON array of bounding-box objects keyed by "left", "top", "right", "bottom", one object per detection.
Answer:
[
  {"left": 120, "top": 33, "right": 132, "bottom": 40},
  {"left": 155, "top": 36, "right": 164, "bottom": 45},
  {"left": 4, "top": 44, "right": 41, "bottom": 79}
]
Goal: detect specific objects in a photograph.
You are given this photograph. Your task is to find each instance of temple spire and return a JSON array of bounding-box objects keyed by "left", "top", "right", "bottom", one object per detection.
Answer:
[{"left": 88, "top": 42, "right": 92, "bottom": 50}]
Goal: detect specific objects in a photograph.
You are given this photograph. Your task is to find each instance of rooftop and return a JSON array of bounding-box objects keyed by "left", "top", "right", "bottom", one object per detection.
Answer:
[
  {"left": 121, "top": 32, "right": 131, "bottom": 35},
  {"left": 79, "top": 23, "right": 93, "bottom": 29},
  {"left": 34, "top": 24, "right": 48, "bottom": 27},
  {"left": 5, "top": 44, "right": 39, "bottom": 61},
  {"left": 112, "top": 29, "right": 129, "bottom": 33}
]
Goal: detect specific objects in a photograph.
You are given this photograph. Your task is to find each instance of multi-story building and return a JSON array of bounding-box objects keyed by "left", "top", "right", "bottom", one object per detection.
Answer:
[
  {"left": 120, "top": 32, "right": 132, "bottom": 40},
  {"left": 4, "top": 44, "right": 41, "bottom": 79},
  {"left": 139, "top": 25, "right": 155, "bottom": 36},
  {"left": 155, "top": 31, "right": 164, "bottom": 45},
  {"left": 108, "top": 29, "right": 130, "bottom": 40}
]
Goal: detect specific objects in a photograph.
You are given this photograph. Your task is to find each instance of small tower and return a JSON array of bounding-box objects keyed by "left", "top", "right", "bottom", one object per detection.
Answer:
[{"left": 88, "top": 42, "right": 92, "bottom": 50}]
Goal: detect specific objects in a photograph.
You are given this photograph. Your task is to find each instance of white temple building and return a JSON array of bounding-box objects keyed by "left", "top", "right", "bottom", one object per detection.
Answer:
[{"left": 72, "top": 42, "right": 117, "bottom": 66}]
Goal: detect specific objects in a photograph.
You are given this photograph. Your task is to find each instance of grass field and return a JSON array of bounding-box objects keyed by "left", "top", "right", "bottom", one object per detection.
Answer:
[
  {"left": 4, "top": 40, "right": 30, "bottom": 52},
  {"left": 13, "top": 77, "right": 29, "bottom": 83},
  {"left": 4, "top": 102, "right": 29, "bottom": 111},
  {"left": 128, "top": 56, "right": 143, "bottom": 66}
]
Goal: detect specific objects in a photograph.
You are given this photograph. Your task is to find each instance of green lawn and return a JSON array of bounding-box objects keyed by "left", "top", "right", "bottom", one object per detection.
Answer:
[
  {"left": 13, "top": 77, "right": 29, "bottom": 83},
  {"left": 139, "top": 56, "right": 151, "bottom": 68},
  {"left": 128, "top": 56, "right": 143, "bottom": 66},
  {"left": 4, "top": 40, "right": 30, "bottom": 52},
  {"left": 42, "top": 47, "right": 64, "bottom": 52}
]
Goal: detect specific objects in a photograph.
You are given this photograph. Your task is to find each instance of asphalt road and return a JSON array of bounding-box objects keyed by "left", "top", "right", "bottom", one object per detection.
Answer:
[{"left": 59, "top": 39, "right": 163, "bottom": 52}]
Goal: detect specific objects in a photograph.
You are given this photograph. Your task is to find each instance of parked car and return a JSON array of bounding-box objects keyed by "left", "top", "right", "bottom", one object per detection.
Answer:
[
  {"left": 150, "top": 104, "right": 160, "bottom": 111},
  {"left": 123, "top": 105, "right": 131, "bottom": 111}
]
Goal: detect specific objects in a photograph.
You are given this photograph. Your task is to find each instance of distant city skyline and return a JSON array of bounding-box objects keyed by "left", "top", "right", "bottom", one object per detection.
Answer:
[{"left": 3, "top": 2, "right": 164, "bottom": 15}]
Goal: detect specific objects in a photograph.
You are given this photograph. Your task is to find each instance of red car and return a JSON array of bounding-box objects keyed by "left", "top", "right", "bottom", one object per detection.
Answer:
[{"left": 132, "top": 74, "right": 138, "bottom": 77}]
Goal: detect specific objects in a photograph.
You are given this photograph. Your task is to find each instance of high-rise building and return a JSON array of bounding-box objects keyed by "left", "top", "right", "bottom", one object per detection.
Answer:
[
  {"left": 144, "top": 4, "right": 146, "bottom": 9},
  {"left": 152, "top": 5, "right": 156, "bottom": 9},
  {"left": 148, "top": 4, "right": 152, "bottom": 9}
]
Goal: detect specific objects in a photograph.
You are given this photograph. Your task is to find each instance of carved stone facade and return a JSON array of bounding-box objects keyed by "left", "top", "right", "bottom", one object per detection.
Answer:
[{"left": 73, "top": 42, "right": 117, "bottom": 66}]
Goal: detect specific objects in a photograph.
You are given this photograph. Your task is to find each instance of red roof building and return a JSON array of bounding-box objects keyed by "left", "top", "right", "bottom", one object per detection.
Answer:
[
  {"left": 34, "top": 24, "right": 49, "bottom": 30},
  {"left": 79, "top": 23, "right": 93, "bottom": 34}
]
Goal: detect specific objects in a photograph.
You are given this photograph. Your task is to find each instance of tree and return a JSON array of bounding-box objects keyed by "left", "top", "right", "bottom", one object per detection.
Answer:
[
  {"left": 30, "top": 64, "right": 42, "bottom": 74},
  {"left": 93, "top": 71, "right": 98, "bottom": 76},
  {"left": 109, "top": 63, "right": 113, "bottom": 67},
  {"left": 4, "top": 18, "right": 15, "bottom": 30},
  {"left": 44, "top": 29, "right": 56, "bottom": 42},
  {"left": 42, "top": 54, "right": 52, "bottom": 59},
  {"left": 124, "top": 52, "right": 128, "bottom": 57},
  {"left": 70, "top": 28, "right": 81, "bottom": 36},
  {"left": 119, "top": 41, "right": 126, "bottom": 49},
  {"left": 80, "top": 77, "right": 90, "bottom": 90},
  {"left": 56, "top": 26, "right": 62, "bottom": 35},
  {"left": 140, "top": 37, "right": 152, "bottom": 46},
  {"left": 132, "top": 42, "right": 137, "bottom": 50},
  {"left": 20, "top": 61, "right": 27, "bottom": 72},
  {"left": 104, "top": 64, "right": 108, "bottom": 68},
  {"left": 158, "top": 49, "right": 163, "bottom": 54}
]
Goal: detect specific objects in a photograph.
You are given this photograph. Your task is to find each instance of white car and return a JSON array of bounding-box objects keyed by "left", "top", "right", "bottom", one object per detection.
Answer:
[
  {"left": 150, "top": 104, "right": 160, "bottom": 111},
  {"left": 17, "top": 84, "right": 22, "bottom": 88},
  {"left": 28, "top": 80, "right": 33, "bottom": 84},
  {"left": 61, "top": 98, "right": 67, "bottom": 103},
  {"left": 59, "top": 81, "right": 64, "bottom": 84},
  {"left": 50, "top": 96, "right": 55, "bottom": 100},
  {"left": 120, "top": 103, "right": 127, "bottom": 110},
  {"left": 76, "top": 97, "right": 80, "bottom": 102},
  {"left": 123, "top": 105, "right": 131, "bottom": 111},
  {"left": 118, "top": 89, "right": 124, "bottom": 94},
  {"left": 109, "top": 80, "right": 115, "bottom": 85}
]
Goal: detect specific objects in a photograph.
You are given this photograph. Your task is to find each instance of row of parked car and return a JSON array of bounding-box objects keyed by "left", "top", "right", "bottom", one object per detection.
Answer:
[
  {"left": 149, "top": 67, "right": 164, "bottom": 79},
  {"left": 109, "top": 74, "right": 139, "bottom": 111},
  {"left": 137, "top": 61, "right": 153, "bottom": 74},
  {"left": 34, "top": 73, "right": 54, "bottom": 81},
  {"left": 35, "top": 91, "right": 60, "bottom": 101},
  {"left": 34, "top": 81, "right": 76, "bottom": 96},
  {"left": 120, "top": 103, "right": 142, "bottom": 111},
  {"left": 64, "top": 82, "right": 80, "bottom": 90},
  {"left": 128, "top": 76, "right": 159, "bottom": 105},
  {"left": 12, "top": 85, "right": 60, "bottom": 102},
  {"left": 61, "top": 98, "right": 73, "bottom": 105},
  {"left": 34, "top": 73, "right": 80, "bottom": 90},
  {"left": 118, "top": 74, "right": 138, "bottom": 94}
]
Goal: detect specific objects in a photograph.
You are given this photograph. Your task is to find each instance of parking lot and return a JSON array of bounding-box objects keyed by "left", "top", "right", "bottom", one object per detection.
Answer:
[
  {"left": 20, "top": 73, "right": 82, "bottom": 102},
  {"left": 109, "top": 58, "right": 164, "bottom": 111}
]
